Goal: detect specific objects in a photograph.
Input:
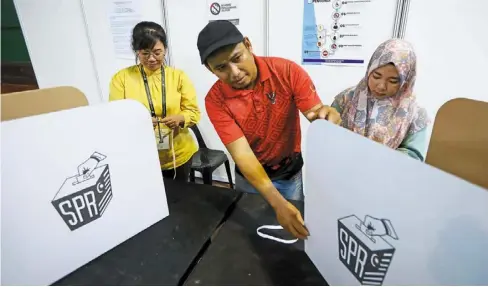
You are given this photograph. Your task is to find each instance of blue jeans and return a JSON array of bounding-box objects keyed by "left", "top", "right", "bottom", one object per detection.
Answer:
[{"left": 235, "top": 170, "right": 304, "bottom": 201}]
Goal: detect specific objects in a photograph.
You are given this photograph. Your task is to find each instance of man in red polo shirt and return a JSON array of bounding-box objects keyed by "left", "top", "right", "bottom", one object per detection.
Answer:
[{"left": 197, "top": 20, "right": 341, "bottom": 239}]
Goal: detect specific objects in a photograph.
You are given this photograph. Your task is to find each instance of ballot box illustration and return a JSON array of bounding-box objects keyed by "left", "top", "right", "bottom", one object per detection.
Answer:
[
  {"left": 52, "top": 152, "right": 112, "bottom": 231},
  {"left": 337, "top": 215, "right": 399, "bottom": 286}
]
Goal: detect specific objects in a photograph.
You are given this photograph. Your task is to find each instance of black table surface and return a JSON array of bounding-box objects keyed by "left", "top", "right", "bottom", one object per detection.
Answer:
[
  {"left": 54, "top": 179, "right": 240, "bottom": 286},
  {"left": 184, "top": 193, "right": 327, "bottom": 286}
]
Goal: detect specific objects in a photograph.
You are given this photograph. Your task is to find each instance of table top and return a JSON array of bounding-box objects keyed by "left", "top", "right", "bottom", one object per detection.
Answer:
[
  {"left": 54, "top": 179, "right": 240, "bottom": 286},
  {"left": 184, "top": 193, "right": 327, "bottom": 286}
]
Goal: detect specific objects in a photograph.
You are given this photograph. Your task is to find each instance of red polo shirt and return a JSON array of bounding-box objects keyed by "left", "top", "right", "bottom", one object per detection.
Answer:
[{"left": 205, "top": 56, "right": 321, "bottom": 180}]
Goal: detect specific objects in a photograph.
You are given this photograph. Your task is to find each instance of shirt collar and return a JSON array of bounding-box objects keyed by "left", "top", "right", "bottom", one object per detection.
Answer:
[
  {"left": 255, "top": 55, "right": 271, "bottom": 83},
  {"left": 141, "top": 64, "right": 162, "bottom": 76}
]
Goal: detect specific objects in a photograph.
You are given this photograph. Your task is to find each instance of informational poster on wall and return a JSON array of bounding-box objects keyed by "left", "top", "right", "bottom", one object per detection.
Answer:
[
  {"left": 207, "top": 0, "right": 240, "bottom": 26},
  {"left": 302, "top": 0, "right": 373, "bottom": 66},
  {"left": 107, "top": 0, "right": 143, "bottom": 59}
]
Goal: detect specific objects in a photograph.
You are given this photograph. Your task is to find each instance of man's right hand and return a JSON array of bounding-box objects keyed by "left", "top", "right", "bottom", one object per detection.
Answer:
[
  {"left": 274, "top": 200, "right": 309, "bottom": 240},
  {"left": 224, "top": 136, "right": 309, "bottom": 240}
]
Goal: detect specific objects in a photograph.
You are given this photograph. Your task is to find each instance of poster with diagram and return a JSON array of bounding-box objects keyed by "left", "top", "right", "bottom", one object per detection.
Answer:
[{"left": 302, "top": 0, "right": 373, "bottom": 66}]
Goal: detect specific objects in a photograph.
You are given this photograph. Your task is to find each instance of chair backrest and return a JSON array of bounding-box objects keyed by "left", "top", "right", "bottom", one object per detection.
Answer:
[{"left": 190, "top": 124, "right": 208, "bottom": 149}]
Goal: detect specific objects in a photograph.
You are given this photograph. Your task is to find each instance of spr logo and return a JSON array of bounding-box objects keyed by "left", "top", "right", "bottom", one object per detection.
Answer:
[
  {"left": 52, "top": 152, "right": 113, "bottom": 231},
  {"left": 337, "top": 215, "right": 399, "bottom": 286}
]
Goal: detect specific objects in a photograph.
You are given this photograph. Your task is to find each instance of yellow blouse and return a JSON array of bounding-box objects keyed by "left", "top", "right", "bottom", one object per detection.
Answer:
[{"left": 109, "top": 65, "right": 201, "bottom": 170}]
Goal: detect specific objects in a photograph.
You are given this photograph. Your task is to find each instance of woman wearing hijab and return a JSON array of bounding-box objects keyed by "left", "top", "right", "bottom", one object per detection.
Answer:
[
  {"left": 331, "top": 39, "right": 430, "bottom": 161},
  {"left": 109, "top": 21, "right": 201, "bottom": 181}
]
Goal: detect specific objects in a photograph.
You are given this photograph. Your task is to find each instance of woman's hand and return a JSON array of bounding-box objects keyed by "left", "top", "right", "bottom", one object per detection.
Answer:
[{"left": 161, "top": 114, "right": 185, "bottom": 129}]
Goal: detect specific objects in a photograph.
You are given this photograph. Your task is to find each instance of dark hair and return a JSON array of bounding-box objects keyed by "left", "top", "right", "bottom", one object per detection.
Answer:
[{"left": 131, "top": 21, "right": 168, "bottom": 52}]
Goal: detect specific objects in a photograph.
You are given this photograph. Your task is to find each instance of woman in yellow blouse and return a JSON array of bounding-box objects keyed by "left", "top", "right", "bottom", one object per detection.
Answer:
[{"left": 109, "top": 21, "right": 201, "bottom": 182}]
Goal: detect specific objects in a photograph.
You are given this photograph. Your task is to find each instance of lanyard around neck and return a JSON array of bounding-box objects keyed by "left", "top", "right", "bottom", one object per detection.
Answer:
[{"left": 140, "top": 65, "right": 166, "bottom": 118}]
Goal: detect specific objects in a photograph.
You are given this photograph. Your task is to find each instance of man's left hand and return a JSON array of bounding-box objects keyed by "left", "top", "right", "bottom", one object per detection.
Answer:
[
  {"left": 305, "top": 105, "right": 342, "bottom": 125},
  {"left": 161, "top": 114, "right": 185, "bottom": 129}
]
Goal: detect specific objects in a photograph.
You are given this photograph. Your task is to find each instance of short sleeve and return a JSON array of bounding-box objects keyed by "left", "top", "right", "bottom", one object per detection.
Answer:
[
  {"left": 288, "top": 61, "right": 322, "bottom": 113},
  {"left": 178, "top": 71, "right": 201, "bottom": 128},
  {"left": 205, "top": 87, "right": 244, "bottom": 145},
  {"left": 109, "top": 70, "right": 126, "bottom": 101}
]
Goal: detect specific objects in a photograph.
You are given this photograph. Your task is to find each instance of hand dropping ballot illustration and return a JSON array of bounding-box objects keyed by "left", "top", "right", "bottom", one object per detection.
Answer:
[
  {"left": 52, "top": 152, "right": 112, "bottom": 231},
  {"left": 338, "top": 215, "right": 398, "bottom": 286}
]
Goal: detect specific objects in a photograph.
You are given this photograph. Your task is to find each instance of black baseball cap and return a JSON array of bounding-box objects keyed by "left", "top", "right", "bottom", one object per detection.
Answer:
[{"left": 197, "top": 20, "right": 244, "bottom": 64}]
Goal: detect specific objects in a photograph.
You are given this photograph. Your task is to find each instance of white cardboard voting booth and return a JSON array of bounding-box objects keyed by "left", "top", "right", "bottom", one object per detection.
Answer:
[
  {"left": 1, "top": 95, "right": 169, "bottom": 285},
  {"left": 304, "top": 119, "right": 488, "bottom": 285}
]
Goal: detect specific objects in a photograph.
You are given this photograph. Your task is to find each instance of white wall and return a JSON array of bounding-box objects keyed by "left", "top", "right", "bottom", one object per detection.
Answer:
[
  {"left": 404, "top": 0, "right": 488, "bottom": 137},
  {"left": 15, "top": 0, "right": 266, "bottom": 183},
  {"left": 268, "top": 0, "right": 488, "bottom": 160},
  {"left": 14, "top": 0, "right": 488, "bottom": 183},
  {"left": 268, "top": 0, "right": 398, "bottom": 192},
  {"left": 14, "top": 0, "right": 102, "bottom": 104},
  {"left": 80, "top": 0, "right": 169, "bottom": 102},
  {"left": 166, "top": 0, "right": 266, "bottom": 182}
]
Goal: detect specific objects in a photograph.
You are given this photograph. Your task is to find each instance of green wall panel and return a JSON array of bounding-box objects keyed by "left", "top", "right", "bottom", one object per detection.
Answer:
[{"left": 1, "top": 0, "right": 31, "bottom": 62}]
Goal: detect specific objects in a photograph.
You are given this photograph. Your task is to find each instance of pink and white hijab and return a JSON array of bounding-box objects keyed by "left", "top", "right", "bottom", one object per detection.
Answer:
[{"left": 335, "top": 39, "right": 430, "bottom": 149}]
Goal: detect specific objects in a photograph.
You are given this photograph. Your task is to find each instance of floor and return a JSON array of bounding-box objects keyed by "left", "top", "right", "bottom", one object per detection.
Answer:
[
  {"left": 1, "top": 62, "right": 39, "bottom": 94},
  {"left": 193, "top": 178, "right": 232, "bottom": 189},
  {"left": 1, "top": 83, "right": 38, "bottom": 94}
]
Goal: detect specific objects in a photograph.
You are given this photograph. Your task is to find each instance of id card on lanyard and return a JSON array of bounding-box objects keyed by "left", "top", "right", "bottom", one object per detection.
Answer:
[{"left": 140, "top": 65, "right": 170, "bottom": 150}]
